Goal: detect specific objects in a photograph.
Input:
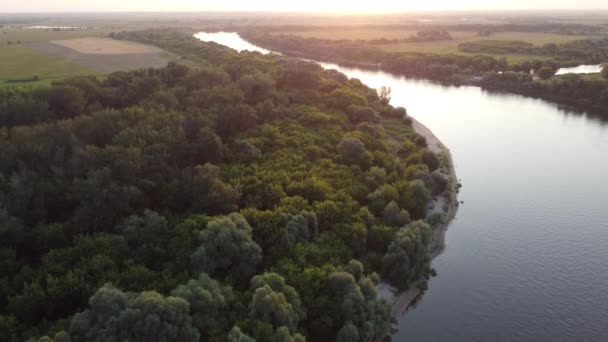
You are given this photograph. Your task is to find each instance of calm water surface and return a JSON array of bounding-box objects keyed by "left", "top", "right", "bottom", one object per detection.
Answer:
[
  {"left": 556, "top": 64, "right": 603, "bottom": 75},
  {"left": 196, "top": 32, "right": 608, "bottom": 342}
]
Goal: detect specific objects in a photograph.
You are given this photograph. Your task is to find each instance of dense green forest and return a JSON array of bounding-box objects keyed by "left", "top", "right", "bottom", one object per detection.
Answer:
[{"left": 0, "top": 30, "right": 452, "bottom": 341}]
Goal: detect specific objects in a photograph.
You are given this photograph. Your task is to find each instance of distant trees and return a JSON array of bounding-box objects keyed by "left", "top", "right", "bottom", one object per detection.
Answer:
[
  {"left": 481, "top": 69, "right": 608, "bottom": 113},
  {"left": 602, "top": 64, "right": 608, "bottom": 80}
]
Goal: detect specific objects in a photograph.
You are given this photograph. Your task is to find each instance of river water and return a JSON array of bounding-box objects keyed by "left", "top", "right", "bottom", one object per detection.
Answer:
[
  {"left": 556, "top": 64, "right": 603, "bottom": 75},
  {"left": 196, "top": 32, "right": 608, "bottom": 342}
]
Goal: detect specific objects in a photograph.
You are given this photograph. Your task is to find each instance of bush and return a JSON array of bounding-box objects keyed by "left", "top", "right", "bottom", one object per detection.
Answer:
[{"left": 537, "top": 66, "right": 554, "bottom": 80}]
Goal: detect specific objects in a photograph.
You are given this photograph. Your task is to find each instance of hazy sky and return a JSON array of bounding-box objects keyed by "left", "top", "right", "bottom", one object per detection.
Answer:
[{"left": 2, "top": 0, "right": 608, "bottom": 13}]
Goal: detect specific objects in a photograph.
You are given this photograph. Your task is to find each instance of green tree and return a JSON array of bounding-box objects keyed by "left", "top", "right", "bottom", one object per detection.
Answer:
[
  {"left": 172, "top": 272, "right": 234, "bottom": 337},
  {"left": 249, "top": 273, "right": 305, "bottom": 330},
  {"left": 537, "top": 66, "right": 554, "bottom": 80},
  {"left": 190, "top": 213, "right": 262, "bottom": 280},
  {"left": 228, "top": 326, "right": 256, "bottom": 342},
  {"left": 382, "top": 201, "right": 411, "bottom": 228},
  {"left": 68, "top": 284, "right": 199, "bottom": 342},
  {"left": 38, "top": 85, "right": 86, "bottom": 119},
  {"left": 382, "top": 220, "right": 433, "bottom": 289}
]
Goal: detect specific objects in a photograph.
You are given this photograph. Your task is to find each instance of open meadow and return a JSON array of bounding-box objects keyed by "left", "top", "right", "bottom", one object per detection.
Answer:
[{"left": 0, "top": 44, "right": 96, "bottom": 87}]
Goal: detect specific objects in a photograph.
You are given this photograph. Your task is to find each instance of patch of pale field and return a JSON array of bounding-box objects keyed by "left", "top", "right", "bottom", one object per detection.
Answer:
[
  {"left": 376, "top": 31, "right": 601, "bottom": 61},
  {"left": 278, "top": 29, "right": 602, "bottom": 60},
  {"left": 51, "top": 38, "right": 162, "bottom": 55}
]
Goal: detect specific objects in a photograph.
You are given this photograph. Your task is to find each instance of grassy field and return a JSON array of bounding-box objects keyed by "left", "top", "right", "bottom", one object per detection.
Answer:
[
  {"left": 0, "top": 28, "right": 111, "bottom": 87},
  {"left": 0, "top": 26, "right": 174, "bottom": 87},
  {"left": 0, "top": 45, "right": 97, "bottom": 87},
  {"left": 0, "top": 27, "right": 115, "bottom": 44},
  {"left": 273, "top": 28, "right": 605, "bottom": 61}
]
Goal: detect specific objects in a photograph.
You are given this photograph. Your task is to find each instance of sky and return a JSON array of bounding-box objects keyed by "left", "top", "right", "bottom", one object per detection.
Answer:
[{"left": 2, "top": 0, "right": 608, "bottom": 13}]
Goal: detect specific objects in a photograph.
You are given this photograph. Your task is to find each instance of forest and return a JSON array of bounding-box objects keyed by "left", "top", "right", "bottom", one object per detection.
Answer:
[{"left": 0, "top": 29, "right": 451, "bottom": 341}]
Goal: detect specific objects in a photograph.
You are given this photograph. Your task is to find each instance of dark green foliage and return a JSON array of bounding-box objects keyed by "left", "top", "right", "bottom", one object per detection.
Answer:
[
  {"left": 382, "top": 201, "right": 411, "bottom": 228},
  {"left": 171, "top": 273, "right": 234, "bottom": 339},
  {"left": 1, "top": 29, "right": 440, "bottom": 341},
  {"left": 421, "top": 150, "right": 440, "bottom": 172}
]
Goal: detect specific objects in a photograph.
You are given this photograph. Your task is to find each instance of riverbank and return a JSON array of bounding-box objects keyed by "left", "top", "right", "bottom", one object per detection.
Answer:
[{"left": 376, "top": 117, "right": 460, "bottom": 340}]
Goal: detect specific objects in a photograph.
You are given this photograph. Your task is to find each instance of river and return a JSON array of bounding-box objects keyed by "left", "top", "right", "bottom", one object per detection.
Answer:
[
  {"left": 195, "top": 32, "right": 608, "bottom": 342},
  {"left": 556, "top": 64, "right": 603, "bottom": 75}
]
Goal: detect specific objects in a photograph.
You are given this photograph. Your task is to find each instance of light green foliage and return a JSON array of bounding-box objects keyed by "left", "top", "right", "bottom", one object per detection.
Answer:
[
  {"left": 344, "top": 259, "right": 365, "bottom": 281},
  {"left": 191, "top": 213, "right": 262, "bottom": 280},
  {"left": 328, "top": 270, "right": 390, "bottom": 342},
  {"left": 68, "top": 284, "right": 199, "bottom": 342},
  {"left": 271, "top": 326, "right": 306, "bottom": 342},
  {"left": 249, "top": 273, "right": 305, "bottom": 330},
  {"left": 228, "top": 326, "right": 256, "bottom": 342},
  {"left": 171, "top": 272, "right": 234, "bottom": 336},
  {"left": 382, "top": 221, "right": 433, "bottom": 289}
]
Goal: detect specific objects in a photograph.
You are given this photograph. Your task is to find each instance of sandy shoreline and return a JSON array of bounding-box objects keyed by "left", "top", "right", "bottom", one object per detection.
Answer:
[{"left": 377, "top": 117, "right": 460, "bottom": 340}]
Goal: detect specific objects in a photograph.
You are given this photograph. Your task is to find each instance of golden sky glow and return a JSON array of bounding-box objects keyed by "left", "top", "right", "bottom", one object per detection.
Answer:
[{"left": 2, "top": 0, "right": 608, "bottom": 12}]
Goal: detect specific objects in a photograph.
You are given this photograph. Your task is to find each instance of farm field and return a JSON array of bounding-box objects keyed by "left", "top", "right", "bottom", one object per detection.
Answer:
[
  {"left": 0, "top": 27, "right": 176, "bottom": 86},
  {"left": 0, "top": 45, "right": 96, "bottom": 87},
  {"left": 272, "top": 28, "right": 605, "bottom": 61},
  {"left": 27, "top": 38, "right": 176, "bottom": 73},
  {"left": 0, "top": 27, "right": 115, "bottom": 43},
  {"left": 51, "top": 37, "right": 163, "bottom": 54}
]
